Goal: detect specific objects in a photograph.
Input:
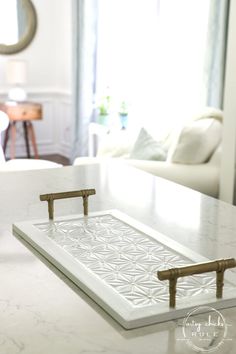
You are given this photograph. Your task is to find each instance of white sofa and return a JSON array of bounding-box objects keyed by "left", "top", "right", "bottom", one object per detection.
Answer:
[{"left": 73, "top": 108, "right": 223, "bottom": 198}]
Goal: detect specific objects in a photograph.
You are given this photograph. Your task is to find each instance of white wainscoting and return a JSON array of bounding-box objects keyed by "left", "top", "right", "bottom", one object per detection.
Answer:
[{"left": 0, "top": 91, "right": 72, "bottom": 159}]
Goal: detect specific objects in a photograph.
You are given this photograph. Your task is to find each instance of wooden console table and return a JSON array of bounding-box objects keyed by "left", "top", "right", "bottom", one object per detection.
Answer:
[{"left": 0, "top": 101, "right": 42, "bottom": 159}]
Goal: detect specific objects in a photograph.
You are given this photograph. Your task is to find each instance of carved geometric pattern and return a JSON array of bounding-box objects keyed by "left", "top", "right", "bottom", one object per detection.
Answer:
[{"left": 35, "top": 215, "right": 230, "bottom": 307}]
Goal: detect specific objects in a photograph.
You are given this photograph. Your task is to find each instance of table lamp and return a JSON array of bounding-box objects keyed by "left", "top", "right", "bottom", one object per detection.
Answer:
[{"left": 6, "top": 60, "right": 27, "bottom": 102}]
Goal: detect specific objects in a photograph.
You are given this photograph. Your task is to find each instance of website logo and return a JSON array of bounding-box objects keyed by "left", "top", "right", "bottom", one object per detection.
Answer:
[{"left": 181, "top": 306, "right": 231, "bottom": 352}]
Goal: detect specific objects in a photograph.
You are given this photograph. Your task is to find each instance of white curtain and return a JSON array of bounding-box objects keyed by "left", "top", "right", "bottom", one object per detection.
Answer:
[
  {"left": 204, "top": 0, "right": 230, "bottom": 108},
  {"left": 96, "top": 0, "right": 161, "bottom": 135},
  {"left": 71, "top": 0, "right": 98, "bottom": 160}
]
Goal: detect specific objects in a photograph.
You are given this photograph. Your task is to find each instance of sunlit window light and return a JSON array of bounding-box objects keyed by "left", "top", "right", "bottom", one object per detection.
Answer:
[{"left": 96, "top": 0, "right": 211, "bottom": 138}]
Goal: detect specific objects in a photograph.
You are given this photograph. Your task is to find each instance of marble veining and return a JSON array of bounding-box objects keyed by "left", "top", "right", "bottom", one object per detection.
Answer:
[
  {"left": 2, "top": 164, "right": 236, "bottom": 352},
  {"left": 35, "top": 214, "right": 230, "bottom": 307}
]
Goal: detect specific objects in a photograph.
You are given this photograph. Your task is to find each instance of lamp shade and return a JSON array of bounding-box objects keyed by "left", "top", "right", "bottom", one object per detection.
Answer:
[{"left": 6, "top": 60, "right": 27, "bottom": 85}]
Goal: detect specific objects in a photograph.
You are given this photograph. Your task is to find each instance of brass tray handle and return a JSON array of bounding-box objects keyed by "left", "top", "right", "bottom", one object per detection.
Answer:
[
  {"left": 157, "top": 258, "right": 236, "bottom": 308},
  {"left": 40, "top": 189, "right": 96, "bottom": 220}
]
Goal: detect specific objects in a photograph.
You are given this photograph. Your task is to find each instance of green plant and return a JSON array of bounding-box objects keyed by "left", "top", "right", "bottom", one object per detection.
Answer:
[
  {"left": 119, "top": 100, "right": 128, "bottom": 116},
  {"left": 99, "top": 95, "right": 111, "bottom": 115}
]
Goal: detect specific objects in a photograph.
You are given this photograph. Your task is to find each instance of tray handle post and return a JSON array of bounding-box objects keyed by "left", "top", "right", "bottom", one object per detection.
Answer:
[
  {"left": 157, "top": 258, "right": 236, "bottom": 308},
  {"left": 40, "top": 189, "right": 96, "bottom": 220},
  {"left": 48, "top": 196, "right": 54, "bottom": 220}
]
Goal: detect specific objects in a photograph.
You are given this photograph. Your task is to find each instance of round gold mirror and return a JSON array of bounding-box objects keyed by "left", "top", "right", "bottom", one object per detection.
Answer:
[{"left": 0, "top": 0, "right": 37, "bottom": 55}]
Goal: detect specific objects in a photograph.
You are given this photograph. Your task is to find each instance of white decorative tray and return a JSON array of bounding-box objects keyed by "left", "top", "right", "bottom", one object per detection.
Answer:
[{"left": 13, "top": 210, "right": 236, "bottom": 329}]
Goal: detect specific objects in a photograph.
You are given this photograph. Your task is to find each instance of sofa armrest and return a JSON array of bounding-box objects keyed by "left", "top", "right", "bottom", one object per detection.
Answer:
[
  {"left": 125, "top": 159, "right": 219, "bottom": 198},
  {"left": 73, "top": 156, "right": 219, "bottom": 198}
]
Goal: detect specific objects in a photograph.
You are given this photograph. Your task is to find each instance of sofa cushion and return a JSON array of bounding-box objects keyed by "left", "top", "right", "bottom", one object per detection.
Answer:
[
  {"left": 168, "top": 118, "right": 222, "bottom": 164},
  {"left": 97, "top": 130, "right": 135, "bottom": 158},
  {"left": 130, "top": 128, "right": 167, "bottom": 161}
]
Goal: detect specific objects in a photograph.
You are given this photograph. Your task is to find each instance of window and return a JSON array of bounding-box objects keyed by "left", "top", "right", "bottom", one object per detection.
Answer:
[{"left": 96, "top": 0, "right": 211, "bottom": 137}]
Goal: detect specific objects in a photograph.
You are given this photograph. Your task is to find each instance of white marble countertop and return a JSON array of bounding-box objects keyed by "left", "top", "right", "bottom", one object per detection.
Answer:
[{"left": 1, "top": 162, "right": 236, "bottom": 354}]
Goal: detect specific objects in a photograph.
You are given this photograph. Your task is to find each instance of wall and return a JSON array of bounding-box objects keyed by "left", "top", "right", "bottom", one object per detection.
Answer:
[
  {"left": 219, "top": 0, "right": 236, "bottom": 204},
  {"left": 0, "top": 0, "right": 72, "bottom": 158}
]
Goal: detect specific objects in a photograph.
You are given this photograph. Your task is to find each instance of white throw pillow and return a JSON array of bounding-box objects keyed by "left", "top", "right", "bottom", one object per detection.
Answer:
[
  {"left": 169, "top": 118, "right": 222, "bottom": 164},
  {"left": 129, "top": 128, "right": 167, "bottom": 161}
]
